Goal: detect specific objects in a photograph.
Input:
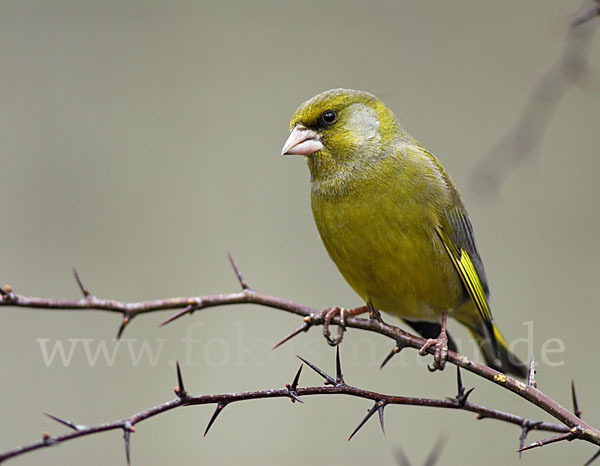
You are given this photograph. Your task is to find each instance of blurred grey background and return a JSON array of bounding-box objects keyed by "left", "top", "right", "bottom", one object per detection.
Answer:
[{"left": 1, "top": 1, "right": 599, "bottom": 465}]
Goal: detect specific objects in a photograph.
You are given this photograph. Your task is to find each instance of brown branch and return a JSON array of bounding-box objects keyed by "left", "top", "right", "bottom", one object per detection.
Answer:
[
  {"left": 572, "top": 0, "right": 600, "bottom": 27},
  {"left": 518, "top": 429, "right": 580, "bottom": 453},
  {"left": 2, "top": 258, "right": 600, "bottom": 460},
  {"left": 2, "top": 277, "right": 598, "bottom": 441},
  {"left": 469, "top": 4, "right": 598, "bottom": 198},
  {"left": 585, "top": 448, "right": 600, "bottom": 466},
  {"left": 0, "top": 354, "right": 571, "bottom": 464}
]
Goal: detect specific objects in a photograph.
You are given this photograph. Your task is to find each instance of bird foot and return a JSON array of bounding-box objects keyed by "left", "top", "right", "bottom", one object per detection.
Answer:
[
  {"left": 321, "top": 305, "right": 368, "bottom": 346},
  {"left": 419, "top": 335, "right": 449, "bottom": 371},
  {"left": 418, "top": 312, "right": 449, "bottom": 371}
]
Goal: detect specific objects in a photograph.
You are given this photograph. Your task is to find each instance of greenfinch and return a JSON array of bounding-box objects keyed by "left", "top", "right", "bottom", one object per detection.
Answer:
[{"left": 282, "top": 88, "right": 526, "bottom": 377}]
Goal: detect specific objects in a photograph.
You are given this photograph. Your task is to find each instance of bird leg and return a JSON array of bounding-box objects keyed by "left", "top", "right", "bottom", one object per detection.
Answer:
[
  {"left": 367, "top": 301, "right": 383, "bottom": 323},
  {"left": 322, "top": 305, "right": 368, "bottom": 346},
  {"left": 418, "top": 311, "right": 449, "bottom": 371}
]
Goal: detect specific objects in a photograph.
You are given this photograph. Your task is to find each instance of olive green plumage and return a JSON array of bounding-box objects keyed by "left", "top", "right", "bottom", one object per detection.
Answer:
[{"left": 283, "top": 88, "right": 525, "bottom": 377}]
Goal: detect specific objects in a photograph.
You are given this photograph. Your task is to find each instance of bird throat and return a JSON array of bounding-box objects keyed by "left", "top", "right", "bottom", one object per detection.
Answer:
[{"left": 307, "top": 149, "right": 384, "bottom": 198}]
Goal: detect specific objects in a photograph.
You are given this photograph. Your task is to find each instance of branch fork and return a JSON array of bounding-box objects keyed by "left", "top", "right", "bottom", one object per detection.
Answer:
[{"left": 1, "top": 256, "right": 600, "bottom": 464}]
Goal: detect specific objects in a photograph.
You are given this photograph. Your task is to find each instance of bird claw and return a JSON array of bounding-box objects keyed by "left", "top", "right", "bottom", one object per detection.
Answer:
[
  {"left": 321, "top": 305, "right": 371, "bottom": 346},
  {"left": 322, "top": 307, "right": 347, "bottom": 346},
  {"left": 419, "top": 334, "right": 449, "bottom": 371}
]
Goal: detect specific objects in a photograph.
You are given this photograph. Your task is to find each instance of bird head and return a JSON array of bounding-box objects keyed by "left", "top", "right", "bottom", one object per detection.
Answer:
[{"left": 281, "top": 89, "right": 413, "bottom": 193}]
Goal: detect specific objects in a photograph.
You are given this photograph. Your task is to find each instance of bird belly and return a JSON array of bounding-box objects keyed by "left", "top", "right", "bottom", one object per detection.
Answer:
[{"left": 312, "top": 191, "right": 464, "bottom": 322}]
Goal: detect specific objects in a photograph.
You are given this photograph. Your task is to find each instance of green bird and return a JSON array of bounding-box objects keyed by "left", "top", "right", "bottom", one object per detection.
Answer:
[{"left": 281, "top": 88, "right": 526, "bottom": 377}]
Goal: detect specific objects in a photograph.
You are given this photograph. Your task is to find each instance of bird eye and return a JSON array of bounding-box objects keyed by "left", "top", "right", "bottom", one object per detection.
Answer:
[{"left": 319, "top": 110, "right": 337, "bottom": 126}]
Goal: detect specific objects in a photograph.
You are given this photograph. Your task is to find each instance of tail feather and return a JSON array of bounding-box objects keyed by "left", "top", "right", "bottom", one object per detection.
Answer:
[{"left": 468, "top": 324, "right": 527, "bottom": 378}]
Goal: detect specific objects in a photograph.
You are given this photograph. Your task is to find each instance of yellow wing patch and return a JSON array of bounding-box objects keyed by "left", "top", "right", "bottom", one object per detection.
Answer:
[{"left": 436, "top": 227, "right": 496, "bottom": 348}]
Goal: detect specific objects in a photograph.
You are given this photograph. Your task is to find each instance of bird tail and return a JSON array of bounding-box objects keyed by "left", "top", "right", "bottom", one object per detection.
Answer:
[{"left": 467, "top": 323, "right": 527, "bottom": 378}]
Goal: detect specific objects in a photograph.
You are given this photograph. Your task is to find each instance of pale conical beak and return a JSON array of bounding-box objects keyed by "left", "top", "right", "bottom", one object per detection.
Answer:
[{"left": 281, "top": 126, "right": 324, "bottom": 156}]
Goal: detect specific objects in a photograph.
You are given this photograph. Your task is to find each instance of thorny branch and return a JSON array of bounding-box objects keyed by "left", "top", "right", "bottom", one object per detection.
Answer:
[
  {"left": 0, "top": 349, "right": 573, "bottom": 464},
  {"left": 1, "top": 256, "right": 600, "bottom": 464},
  {"left": 1, "top": 5, "right": 597, "bottom": 465}
]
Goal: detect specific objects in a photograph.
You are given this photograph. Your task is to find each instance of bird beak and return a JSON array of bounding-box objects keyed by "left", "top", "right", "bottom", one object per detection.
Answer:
[{"left": 281, "top": 125, "right": 324, "bottom": 156}]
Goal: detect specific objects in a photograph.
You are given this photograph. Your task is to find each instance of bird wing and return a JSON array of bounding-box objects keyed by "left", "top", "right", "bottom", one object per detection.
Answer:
[
  {"left": 435, "top": 224, "right": 494, "bottom": 334},
  {"left": 419, "top": 146, "right": 496, "bottom": 348}
]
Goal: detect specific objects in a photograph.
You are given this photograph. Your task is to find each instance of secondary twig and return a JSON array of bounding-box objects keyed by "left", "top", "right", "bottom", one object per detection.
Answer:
[
  {"left": 1, "top": 263, "right": 598, "bottom": 447},
  {"left": 470, "top": 3, "right": 598, "bottom": 198},
  {"left": 572, "top": 0, "right": 600, "bottom": 27},
  {"left": 2, "top": 257, "right": 600, "bottom": 460},
  {"left": 0, "top": 354, "right": 571, "bottom": 464}
]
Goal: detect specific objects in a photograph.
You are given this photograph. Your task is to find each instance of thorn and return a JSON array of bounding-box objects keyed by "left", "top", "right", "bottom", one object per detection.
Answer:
[
  {"left": 123, "top": 421, "right": 134, "bottom": 466},
  {"left": 456, "top": 365, "right": 464, "bottom": 391},
  {"left": 452, "top": 367, "right": 474, "bottom": 406},
  {"left": 174, "top": 362, "right": 187, "bottom": 399},
  {"left": 288, "top": 390, "right": 303, "bottom": 404},
  {"left": 204, "top": 403, "right": 226, "bottom": 436},
  {"left": 584, "top": 449, "right": 600, "bottom": 466},
  {"left": 290, "top": 364, "right": 302, "bottom": 392},
  {"left": 296, "top": 355, "right": 336, "bottom": 386},
  {"left": 571, "top": 380, "right": 582, "bottom": 418},
  {"left": 527, "top": 356, "right": 536, "bottom": 387},
  {"left": 272, "top": 321, "right": 311, "bottom": 350},
  {"left": 72, "top": 267, "right": 90, "bottom": 297},
  {"left": 518, "top": 420, "right": 543, "bottom": 458},
  {"left": 116, "top": 315, "right": 131, "bottom": 340},
  {"left": 348, "top": 401, "right": 384, "bottom": 441},
  {"left": 456, "top": 388, "right": 475, "bottom": 406},
  {"left": 379, "top": 345, "right": 402, "bottom": 369},
  {"left": 227, "top": 252, "right": 254, "bottom": 292},
  {"left": 44, "top": 412, "right": 81, "bottom": 431},
  {"left": 377, "top": 402, "right": 385, "bottom": 435},
  {"left": 517, "top": 431, "right": 577, "bottom": 453},
  {"left": 159, "top": 304, "right": 195, "bottom": 327},
  {"left": 286, "top": 364, "right": 304, "bottom": 403},
  {"left": 424, "top": 435, "right": 447, "bottom": 466},
  {"left": 335, "top": 346, "right": 345, "bottom": 385}
]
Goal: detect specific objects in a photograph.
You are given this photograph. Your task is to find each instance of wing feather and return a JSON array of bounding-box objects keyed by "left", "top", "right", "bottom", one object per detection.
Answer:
[{"left": 436, "top": 224, "right": 496, "bottom": 350}]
